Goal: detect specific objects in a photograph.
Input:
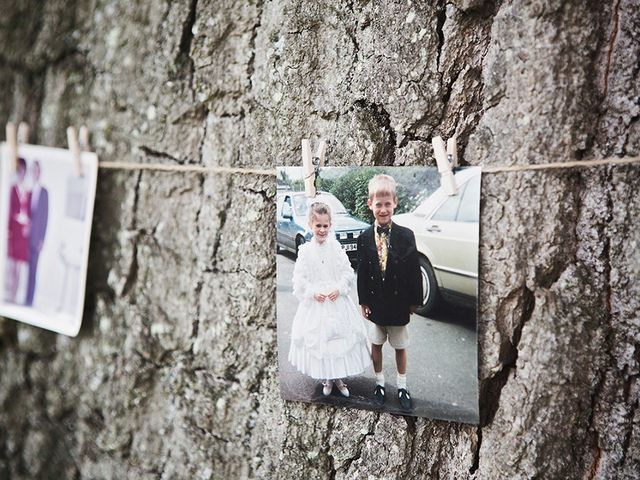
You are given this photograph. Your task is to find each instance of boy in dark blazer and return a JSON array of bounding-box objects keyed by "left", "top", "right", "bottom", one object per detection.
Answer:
[{"left": 357, "top": 174, "right": 422, "bottom": 411}]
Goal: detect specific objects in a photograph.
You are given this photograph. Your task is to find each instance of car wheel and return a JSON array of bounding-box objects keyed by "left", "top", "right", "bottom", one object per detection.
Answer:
[
  {"left": 295, "top": 235, "right": 306, "bottom": 257},
  {"left": 416, "top": 256, "right": 439, "bottom": 317}
]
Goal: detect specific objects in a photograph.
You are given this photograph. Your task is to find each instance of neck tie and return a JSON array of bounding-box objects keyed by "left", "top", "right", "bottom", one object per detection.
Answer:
[{"left": 376, "top": 229, "right": 389, "bottom": 277}]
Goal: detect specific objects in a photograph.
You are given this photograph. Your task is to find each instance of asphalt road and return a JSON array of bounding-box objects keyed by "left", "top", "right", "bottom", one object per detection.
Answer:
[{"left": 277, "top": 251, "right": 479, "bottom": 424}]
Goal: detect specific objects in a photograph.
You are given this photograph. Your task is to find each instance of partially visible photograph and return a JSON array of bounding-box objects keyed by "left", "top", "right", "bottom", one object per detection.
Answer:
[
  {"left": 0, "top": 143, "right": 98, "bottom": 336},
  {"left": 277, "top": 166, "right": 481, "bottom": 423}
]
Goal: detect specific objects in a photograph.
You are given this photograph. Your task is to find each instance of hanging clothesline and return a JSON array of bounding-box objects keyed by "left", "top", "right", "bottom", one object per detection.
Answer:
[{"left": 97, "top": 155, "right": 640, "bottom": 176}]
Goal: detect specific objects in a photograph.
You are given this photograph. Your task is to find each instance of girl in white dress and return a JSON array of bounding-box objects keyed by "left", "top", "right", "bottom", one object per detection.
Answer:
[{"left": 288, "top": 202, "right": 372, "bottom": 397}]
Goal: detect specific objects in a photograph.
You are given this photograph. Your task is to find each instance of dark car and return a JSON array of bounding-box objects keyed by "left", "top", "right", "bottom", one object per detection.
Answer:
[{"left": 276, "top": 191, "right": 370, "bottom": 263}]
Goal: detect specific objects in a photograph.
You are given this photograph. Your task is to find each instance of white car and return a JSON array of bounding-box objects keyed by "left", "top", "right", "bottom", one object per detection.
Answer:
[{"left": 393, "top": 167, "right": 480, "bottom": 316}]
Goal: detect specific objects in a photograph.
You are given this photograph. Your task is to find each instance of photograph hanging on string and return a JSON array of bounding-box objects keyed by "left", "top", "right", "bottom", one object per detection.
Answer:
[
  {"left": 276, "top": 165, "right": 481, "bottom": 423},
  {"left": 0, "top": 143, "right": 98, "bottom": 336}
]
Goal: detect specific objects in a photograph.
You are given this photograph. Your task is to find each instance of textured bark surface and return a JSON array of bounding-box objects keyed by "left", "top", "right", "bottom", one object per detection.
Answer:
[{"left": 0, "top": 0, "right": 638, "bottom": 478}]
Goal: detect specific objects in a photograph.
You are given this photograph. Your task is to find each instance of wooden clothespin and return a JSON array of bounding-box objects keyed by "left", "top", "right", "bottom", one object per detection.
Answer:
[
  {"left": 432, "top": 135, "right": 458, "bottom": 195},
  {"left": 301, "top": 138, "right": 327, "bottom": 198},
  {"left": 17, "top": 122, "right": 29, "bottom": 146},
  {"left": 5, "top": 121, "right": 29, "bottom": 171},
  {"left": 67, "top": 126, "right": 83, "bottom": 176},
  {"left": 78, "top": 125, "right": 90, "bottom": 152},
  {"left": 6, "top": 122, "right": 17, "bottom": 171}
]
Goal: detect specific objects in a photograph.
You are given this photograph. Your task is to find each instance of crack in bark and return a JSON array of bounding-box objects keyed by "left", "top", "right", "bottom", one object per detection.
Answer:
[
  {"left": 354, "top": 99, "right": 397, "bottom": 165},
  {"left": 247, "top": 0, "right": 265, "bottom": 93},
  {"left": 621, "top": 113, "right": 639, "bottom": 155},
  {"left": 133, "top": 348, "right": 168, "bottom": 371},
  {"left": 479, "top": 174, "right": 581, "bottom": 429},
  {"left": 585, "top": 165, "right": 616, "bottom": 480},
  {"left": 187, "top": 417, "right": 230, "bottom": 443},
  {"left": 120, "top": 240, "right": 139, "bottom": 300},
  {"left": 336, "top": 412, "right": 380, "bottom": 476},
  {"left": 174, "top": 0, "right": 198, "bottom": 91},
  {"left": 469, "top": 425, "right": 482, "bottom": 474},
  {"left": 170, "top": 102, "right": 208, "bottom": 125},
  {"left": 190, "top": 279, "right": 204, "bottom": 346},
  {"left": 398, "top": 117, "right": 431, "bottom": 149},
  {"left": 238, "top": 185, "right": 276, "bottom": 203},
  {"left": 210, "top": 176, "right": 234, "bottom": 270},
  {"left": 435, "top": 3, "right": 446, "bottom": 73},
  {"left": 190, "top": 172, "right": 206, "bottom": 346},
  {"left": 245, "top": 352, "right": 275, "bottom": 397},
  {"left": 121, "top": 171, "right": 143, "bottom": 299},
  {"left": 138, "top": 145, "right": 184, "bottom": 165},
  {"left": 602, "top": 0, "right": 620, "bottom": 99},
  {"left": 571, "top": 170, "right": 585, "bottom": 266},
  {"left": 342, "top": 0, "right": 360, "bottom": 96},
  {"left": 398, "top": 63, "right": 464, "bottom": 149},
  {"left": 586, "top": 374, "right": 605, "bottom": 480},
  {"left": 399, "top": 416, "right": 419, "bottom": 479},
  {"left": 480, "top": 285, "right": 535, "bottom": 425},
  {"left": 324, "top": 415, "right": 337, "bottom": 480}
]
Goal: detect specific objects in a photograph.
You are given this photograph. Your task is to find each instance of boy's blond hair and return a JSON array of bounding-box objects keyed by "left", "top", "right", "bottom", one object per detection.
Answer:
[{"left": 368, "top": 174, "right": 397, "bottom": 199}]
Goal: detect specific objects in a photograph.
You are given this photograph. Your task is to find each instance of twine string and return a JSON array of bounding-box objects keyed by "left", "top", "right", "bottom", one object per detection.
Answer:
[
  {"left": 98, "top": 161, "right": 276, "bottom": 176},
  {"left": 480, "top": 155, "right": 639, "bottom": 173},
  {"left": 97, "top": 155, "right": 640, "bottom": 176}
]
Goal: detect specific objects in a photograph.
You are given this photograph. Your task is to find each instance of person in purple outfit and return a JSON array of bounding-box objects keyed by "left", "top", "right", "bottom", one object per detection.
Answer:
[
  {"left": 25, "top": 160, "right": 48, "bottom": 306},
  {"left": 7, "top": 157, "right": 30, "bottom": 303}
]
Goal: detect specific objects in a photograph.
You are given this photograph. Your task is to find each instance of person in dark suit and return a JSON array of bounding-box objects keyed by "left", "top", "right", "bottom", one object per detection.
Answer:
[
  {"left": 357, "top": 174, "right": 422, "bottom": 411},
  {"left": 25, "top": 160, "right": 48, "bottom": 307}
]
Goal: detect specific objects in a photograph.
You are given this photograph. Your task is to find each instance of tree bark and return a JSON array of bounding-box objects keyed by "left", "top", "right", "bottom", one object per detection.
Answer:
[{"left": 0, "top": 0, "right": 638, "bottom": 478}]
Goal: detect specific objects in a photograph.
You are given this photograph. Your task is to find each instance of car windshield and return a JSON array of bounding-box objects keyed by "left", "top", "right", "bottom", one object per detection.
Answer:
[
  {"left": 293, "top": 194, "right": 348, "bottom": 216},
  {"left": 413, "top": 171, "right": 481, "bottom": 219}
]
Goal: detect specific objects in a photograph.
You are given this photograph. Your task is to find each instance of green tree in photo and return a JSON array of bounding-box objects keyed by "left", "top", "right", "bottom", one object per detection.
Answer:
[
  {"left": 316, "top": 176, "right": 335, "bottom": 193},
  {"left": 329, "top": 168, "right": 382, "bottom": 223},
  {"left": 327, "top": 167, "right": 435, "bottom": 224},
  {"left": 290, "top": 179, "right": 304, "bottom": 191}
]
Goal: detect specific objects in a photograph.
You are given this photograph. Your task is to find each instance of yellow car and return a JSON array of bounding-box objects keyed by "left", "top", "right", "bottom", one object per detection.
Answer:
[{"left": 393, "top": 167, "right": 480, "bottom": 316}]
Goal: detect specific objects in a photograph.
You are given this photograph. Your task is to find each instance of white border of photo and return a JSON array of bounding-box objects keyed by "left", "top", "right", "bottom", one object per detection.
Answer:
[{"left": 0, "top": 143, "right": 98, "bottom": 336}]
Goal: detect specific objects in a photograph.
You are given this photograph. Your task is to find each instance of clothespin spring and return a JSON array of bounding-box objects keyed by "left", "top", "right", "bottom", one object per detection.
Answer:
[
  {"left": 312, "top": 156, "right": 323, "bottom": 193},
  {"left": 433, "top": 135, "right": 458, "bottom": 196}
]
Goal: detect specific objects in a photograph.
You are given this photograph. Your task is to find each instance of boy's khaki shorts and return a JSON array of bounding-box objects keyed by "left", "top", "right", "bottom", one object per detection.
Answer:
[{"left": 368, "top": 322, "right": 409, "bottom": 350}]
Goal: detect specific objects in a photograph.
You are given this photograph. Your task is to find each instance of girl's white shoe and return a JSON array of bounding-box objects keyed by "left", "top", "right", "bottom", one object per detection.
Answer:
[
  {"left": 335, "top": 379, "right": 350, "bottom": 397},
  {"left": 322, "top": 380, "right": 334, "bottom": 396}
]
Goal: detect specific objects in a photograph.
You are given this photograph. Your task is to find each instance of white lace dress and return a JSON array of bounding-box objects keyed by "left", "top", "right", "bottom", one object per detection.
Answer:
[{"left": 288, "top": 236, "right": 372, "bottom": 380}]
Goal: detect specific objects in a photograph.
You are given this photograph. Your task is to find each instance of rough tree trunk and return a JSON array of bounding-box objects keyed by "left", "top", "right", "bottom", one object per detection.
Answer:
[{"left": 0, "top": 0, "right": 638, "bottom": 478}]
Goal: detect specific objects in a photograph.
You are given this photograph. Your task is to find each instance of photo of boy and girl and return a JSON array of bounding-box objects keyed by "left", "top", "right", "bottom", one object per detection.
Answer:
[
  {"left": 289, "top": 175, "right": 420, "bottom": 410},
  {"left": 277, "top": 167, "right": 479, "bottom": 423}
]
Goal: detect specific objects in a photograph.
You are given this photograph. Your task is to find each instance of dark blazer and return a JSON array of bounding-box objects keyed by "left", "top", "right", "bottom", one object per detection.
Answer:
[
  {"left": 29, "top": 187, "right": 48, "bottom": 250},
  {"left": 357, "top": 223, "right": 422, "bottom": 326}
]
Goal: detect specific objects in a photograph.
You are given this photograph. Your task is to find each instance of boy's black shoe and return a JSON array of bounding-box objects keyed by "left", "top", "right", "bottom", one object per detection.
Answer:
[
  {"left": 374, "top": 385, "right": 386, "bottom": 405},
  {"left": 398, "top": 388, "right": 413, "bottom": 411}
]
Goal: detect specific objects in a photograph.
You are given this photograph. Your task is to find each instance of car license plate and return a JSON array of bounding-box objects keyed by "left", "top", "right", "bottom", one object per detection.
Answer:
[{"left": 342, "top": 243, "right": 357, "bottom": 252}]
